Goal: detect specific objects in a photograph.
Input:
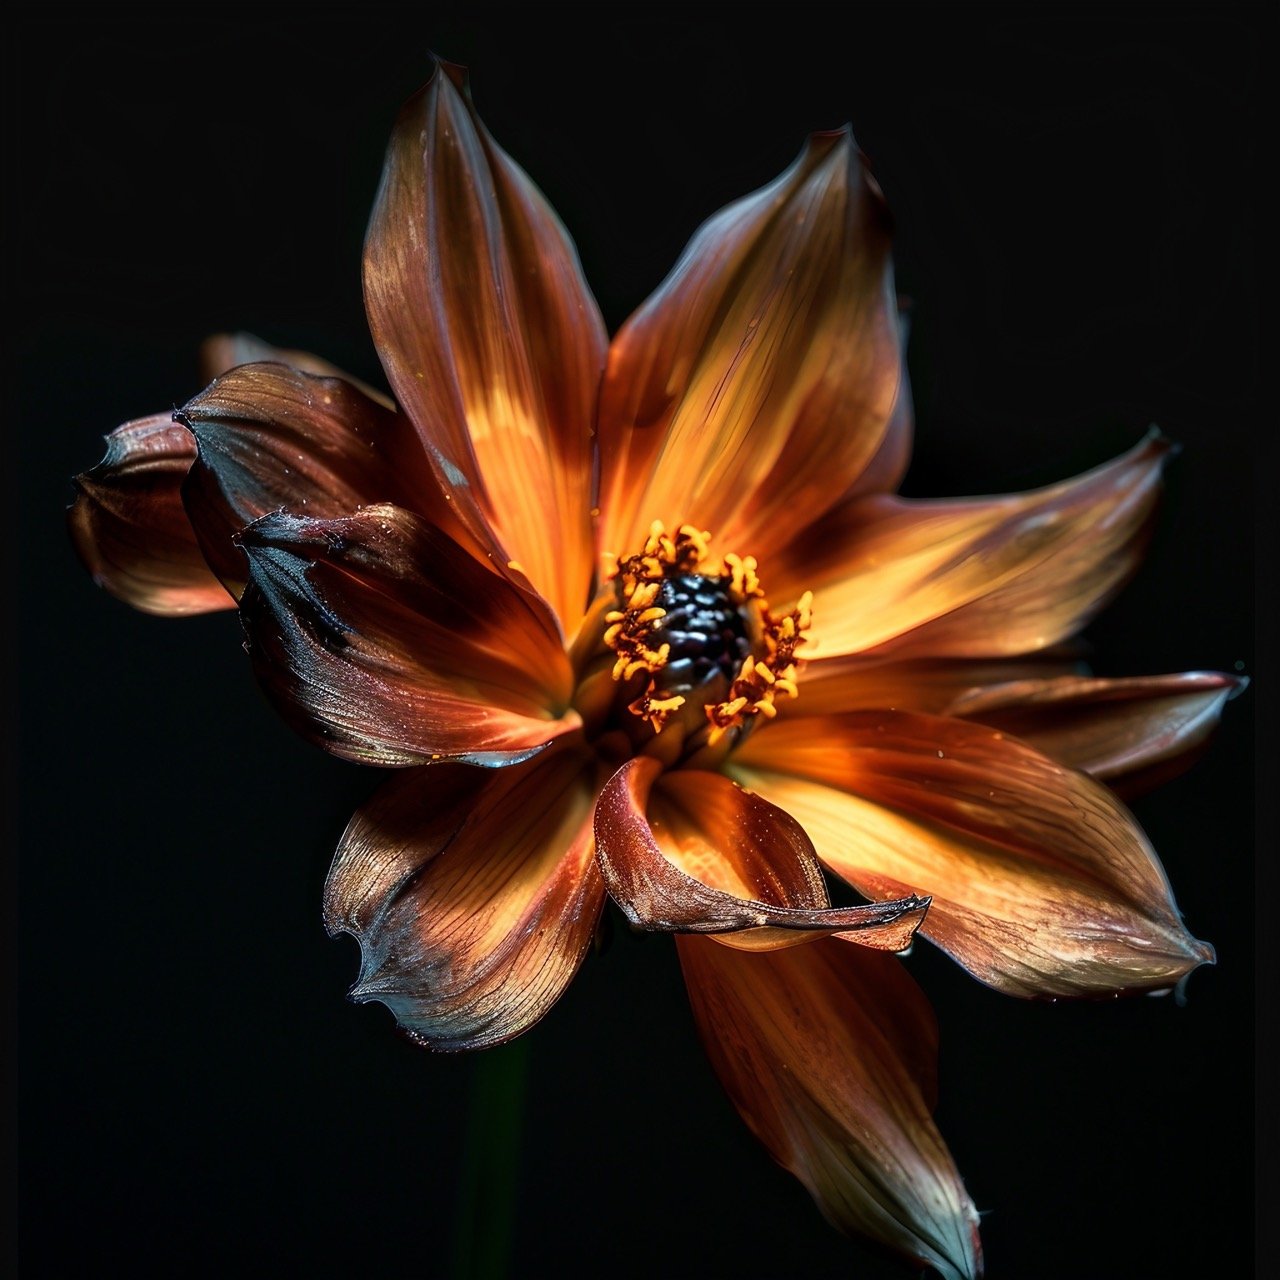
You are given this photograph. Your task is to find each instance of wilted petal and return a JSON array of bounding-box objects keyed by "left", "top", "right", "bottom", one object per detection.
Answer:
[
  {"left": 734, "top": 711, "right": 1214, "bottom": 997},
  {"left": 68, "top": 335, "right": 390, "bottom": 617},
  {"left": 597, "top": 129, "right": 903, "bottom": 563},
  {"left": 326, "top": 749, "right": 603, "bottom": 1051},
  {"left": 68, "top": 413, "right": 232, "bottom": 615},
  {"left": 594, "top": 757, "right": 928, "bottom": 952},
  {"left": 779, "top": 431, "right": 1170, "bottom": 660},
  {"left": 947, "top": 671, "right": 1247, "bottom": 795},
  {"left": 198, "top": 331, "right": 395, "bottom": 408},
  {"left": 237, "top": 504, "right": 578, "bottom": 766},
  {"left": 178, "top": 362, "right": 430, "bottom": 594},
  {"left": 678, "top": 936, "right": 982, "bottom": 1280},
  {"left": 364, "top": 59, "right": 606, "bottom": 630}
]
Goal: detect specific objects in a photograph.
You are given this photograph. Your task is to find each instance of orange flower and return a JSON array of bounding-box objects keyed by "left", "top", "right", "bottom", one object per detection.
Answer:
[{"left": 67, "top": 60, "right": 1244, "bottom": 1280}]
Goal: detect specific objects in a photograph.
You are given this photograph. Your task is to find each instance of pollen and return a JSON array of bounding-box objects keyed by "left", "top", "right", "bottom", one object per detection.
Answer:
[
  {"left": 629, "top": 687, "right": 687, "bottom": 731},
  {"left": 704, "top": 591, "right": 813, "bottom": 744},
  {"left": 602, "top": 522, "right": 812, "bottom": 740}
]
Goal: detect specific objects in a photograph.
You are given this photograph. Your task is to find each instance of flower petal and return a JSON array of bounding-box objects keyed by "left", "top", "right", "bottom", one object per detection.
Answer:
[
  {"left": 178, "top": 362, "right": 431, "bottom": 595},
  {"left": 593, "top": 757, "right": 928, "bottom": 951},
  {"left": 236, "top": 503, "right": 579, "bottom": 766},
  {"left": 947, "top": 671, "right": 1247, "bottom": 795},
  {"left": 678, "top": 936, "right": 982, "bottom": 1280},
  {"left": 198, "top": 331, "right": 395, "bottom": 409},
  {"left": 791, "top": 653, "right": 1083, "bottom": 718},
  {"left": 68, "top": 413, "right": 233, "bottom": 616},
  {"left": 363, "top": 59, "right": 606, "bottom": 631},
  {"left": 68, "top": 335, "right": 385, "bottom": 617},
  {"left": 597, "top": 128, "right": 903, "bottom": 562},
  {"left": 325, "top": 749, "right": 603, "bottom": 1051},
  {"left": 782, "top": 431, "right": 1170, "bottom": 660},
  {"left": 734, "top": 711, "right": 1214, "bottom": 997}
]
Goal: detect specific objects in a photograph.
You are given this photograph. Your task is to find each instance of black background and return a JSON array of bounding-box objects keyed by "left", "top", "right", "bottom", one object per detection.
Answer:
[{"left": 8, "top": 7, "right": 1262, "bottom": 1279}]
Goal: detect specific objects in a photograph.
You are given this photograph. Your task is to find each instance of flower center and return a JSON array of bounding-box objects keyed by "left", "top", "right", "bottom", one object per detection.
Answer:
[
  {"left": 654, "top": 572, "right": 752, "bottom": 690},
  {"left": 601, "top": 521, "right": 812, "bottom": 743}
]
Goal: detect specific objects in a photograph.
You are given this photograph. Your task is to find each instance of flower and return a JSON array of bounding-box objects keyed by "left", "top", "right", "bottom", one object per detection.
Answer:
[{"left": 67, "top": 59, "right": 1244, "bottom": 1280}]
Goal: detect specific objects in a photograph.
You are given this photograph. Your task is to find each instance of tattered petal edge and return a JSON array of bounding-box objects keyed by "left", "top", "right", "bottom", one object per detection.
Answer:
[{"left": 325, "top": 749, "right": 604, "bottom": 1051}]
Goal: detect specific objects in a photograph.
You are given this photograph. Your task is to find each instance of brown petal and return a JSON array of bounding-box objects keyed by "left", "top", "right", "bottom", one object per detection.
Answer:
[
  {"left": 236, "top": 503, "right": 578, "bottom": 766},
  {"left": 734, "top": 711, "right": 1214, "bottom": 997},
  {"left": 68, "top": 334, "right": 391, "bottom": 617},
  {"left": 597, "top": 129, "right": 904, "bottom": 564},
  {"left": 780, "top": 431, "right": 1170, "bottom": 660},
  {"left": 363, "top": 59, "right": 606, "bottom": 631},
  {"left": 198, "top": 331, "right": 395, "bottom": 409},
  {"left": 593, "top": 757, "right": 928, "bottom": 952},
  {"left": 68, "top": 413, "right": 233, "bottom": 616},
  {"left": 947, "top": 671, "right": 1247, "bottom": 796},
  {"left": 678, "top": 936, "right": 982, "bottom": 1280},
  {"left": 326, "top": 749, "right": 603, "bottom": 1051},
  {"left": 178, "top": 362, "right": 431, "bottom": 594}
]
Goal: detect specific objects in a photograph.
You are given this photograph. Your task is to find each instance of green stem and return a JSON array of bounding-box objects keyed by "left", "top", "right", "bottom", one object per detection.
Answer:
[{"left": 449, "top": 1038, "right": 530, "bottom": 1280}]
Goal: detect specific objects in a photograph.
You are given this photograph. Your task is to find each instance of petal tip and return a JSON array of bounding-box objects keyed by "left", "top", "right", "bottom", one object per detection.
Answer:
[
  {"left": 424, "top": 50, "right": 470, "bottom": 97},
  {"left": 1141, "top": 424, "right": 1179, "bottom": 466},
  {"left": 805, "top": 122, "right": 855, "bottom": 149}
]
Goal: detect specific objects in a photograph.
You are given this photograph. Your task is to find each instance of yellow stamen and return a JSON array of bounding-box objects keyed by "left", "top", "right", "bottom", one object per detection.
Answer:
[
  {"left": 629, "top": 685, "right": 687, "bottom": 731},
  {"left": 602, "top": 521, "right": 812, "bottom": 739},
  {"left": 704, "top": 591, "right": 814, "bottom": 740}
]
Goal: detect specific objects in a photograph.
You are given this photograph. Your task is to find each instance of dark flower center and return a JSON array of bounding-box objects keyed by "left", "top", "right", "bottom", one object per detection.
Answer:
[
  {"left": 596, "top": 521, "right": 812, "bottom": 742},
  {"left": 650, "top": 572, "right": 752, "bottom": 697}
]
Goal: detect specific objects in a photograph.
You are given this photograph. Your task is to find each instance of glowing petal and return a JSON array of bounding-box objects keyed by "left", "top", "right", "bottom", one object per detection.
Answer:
[
  {"left": 679, "top": 936, "right": 982, "bottom": 1280},
  {"left": 734, "top": 711, "right": 1214, "bottom": 997},
  {"left": 792, "top": 653, "right": 1082, "bottom": 717},
  {"left": 364, "top": 58, "right": 606, "bottom": 630},
  {"left": 779, "top": 432, "right": 1170, "bottom": 659},
  {"left": 597, "top": 127, "right": 904, "bottom": 562},
  {"left": 237, "top": 503, "right": 578, "bottom": 766},
  {"left": 326, "top": 750, "right": 603, "bottom": 1051},
  {"left": 594, "top": 757, "right": 928, "bottom": 952}
]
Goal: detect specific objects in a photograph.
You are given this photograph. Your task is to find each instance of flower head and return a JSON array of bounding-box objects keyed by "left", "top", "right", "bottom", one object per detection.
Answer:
[{"left": 68, "top": 58, "right": 1244, "bottom": 1280}]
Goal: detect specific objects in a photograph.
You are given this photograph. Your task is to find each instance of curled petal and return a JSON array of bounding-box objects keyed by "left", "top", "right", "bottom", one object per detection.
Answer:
[
  {"left": 598, "top": 128, "right": 904, "bottom": 562},
  {"left": 178, "top": 362, "right": 429, "bottom": 594},
  {"left": 237, "top": 504, "right": 578, "bottom": 766},
  {"left": 679, "top": 936, "right": 982, "bottom": 1280},
  {"left": 780, "top": 431, "right": 1170, "bottom": 660},
  {"left": 326, "top": 750, "right": 603, "bottom": 1051},
  {"left": 945, "top": 671, "right": 1247, "bottom": 795},
  {"left": 68, "top": 335, "right": 387, "bottom": 617},
  {"left": 594, "top": 757, "right": 928, "bottom": 951},
  {"left": 734, "top": 711, "right": 1214, "bottom": 997},
  {"left": 364, "top": 59, "right": 606, "bottom": 630},
  {"left": 68, "top": 413, "right": 232, "bottom": 615}
]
